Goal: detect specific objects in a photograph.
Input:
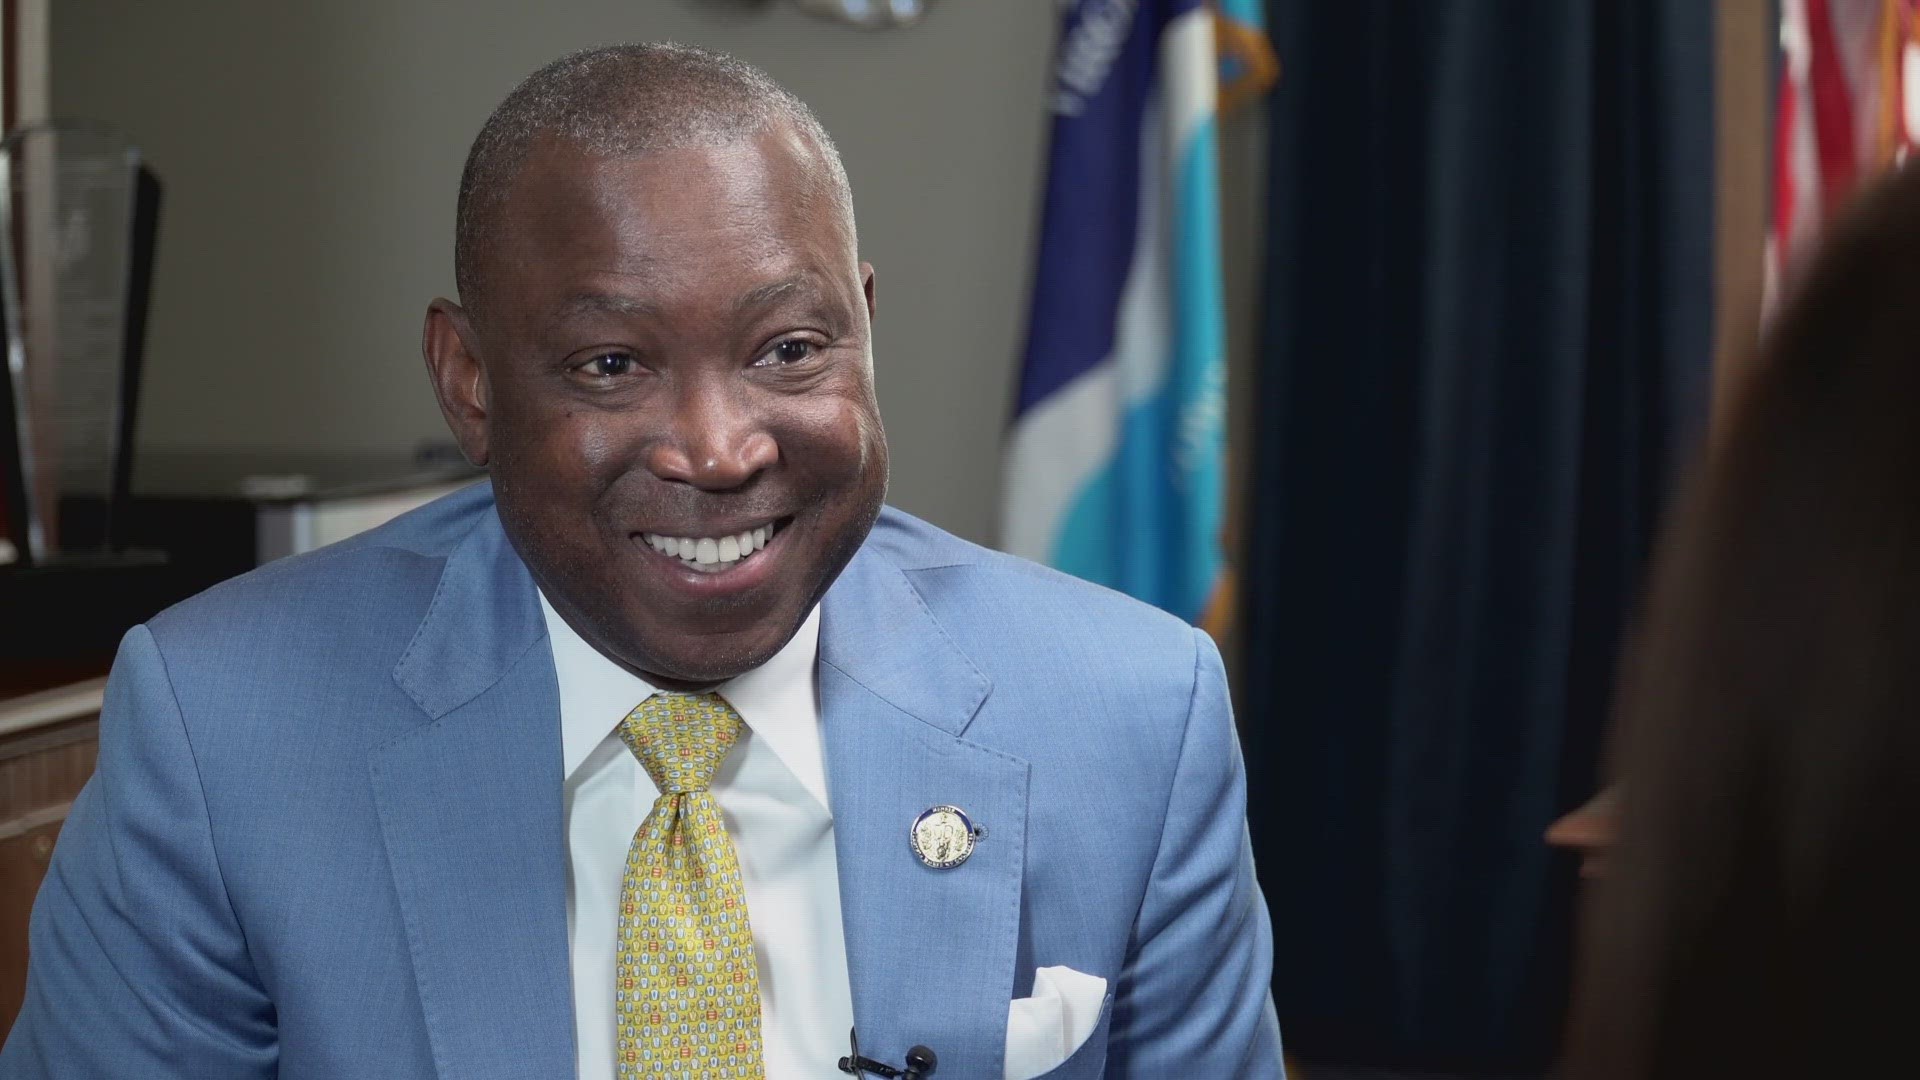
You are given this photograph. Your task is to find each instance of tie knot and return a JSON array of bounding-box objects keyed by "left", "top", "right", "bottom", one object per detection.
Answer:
[{"left": 618, "top": 692, "right": 744, "bottom": 794}]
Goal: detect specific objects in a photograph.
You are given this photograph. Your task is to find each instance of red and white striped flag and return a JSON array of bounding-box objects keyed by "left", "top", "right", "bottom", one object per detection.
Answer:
[{"left": 1768, "top": 0, "right": 1920, "bottom": 314}]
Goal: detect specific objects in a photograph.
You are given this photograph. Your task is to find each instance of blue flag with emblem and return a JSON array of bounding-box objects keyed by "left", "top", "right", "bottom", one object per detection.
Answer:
[{"left": 1002, "top": 0, "right": 1229, "bottom": 625}]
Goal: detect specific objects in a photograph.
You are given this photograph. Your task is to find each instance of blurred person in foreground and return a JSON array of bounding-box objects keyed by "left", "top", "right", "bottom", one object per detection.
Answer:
[
  {"left": 1565, "top": 163, "right": 1920, "bottom": 1080},
  {"left": 0, "top": 44, "right": 1281, "bottom": 1079}
]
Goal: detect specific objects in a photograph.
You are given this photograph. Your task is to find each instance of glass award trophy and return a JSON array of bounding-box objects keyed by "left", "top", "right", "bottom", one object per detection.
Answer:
[{"left": 0, "top": 122, "right": 162, "bottom": 567}]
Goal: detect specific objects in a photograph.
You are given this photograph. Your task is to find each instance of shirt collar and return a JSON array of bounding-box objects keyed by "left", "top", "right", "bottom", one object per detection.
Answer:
[{"left": 540, "top": 592, "right": 826, "bottom": 807}]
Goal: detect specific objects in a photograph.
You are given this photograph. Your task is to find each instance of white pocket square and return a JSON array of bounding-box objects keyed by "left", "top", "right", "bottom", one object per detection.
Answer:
[{"left": 1004, "top": 965, "right": 1108, "bottom": 1080}]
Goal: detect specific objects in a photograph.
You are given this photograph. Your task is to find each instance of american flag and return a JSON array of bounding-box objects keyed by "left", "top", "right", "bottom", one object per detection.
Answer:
[{"left": 1769, "top": 0, "right": 1920, "bottom": 314}]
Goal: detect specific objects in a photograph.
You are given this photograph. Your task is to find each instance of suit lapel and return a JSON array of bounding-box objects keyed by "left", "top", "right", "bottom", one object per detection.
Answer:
[
  {"left": 820, "top": 547, "right": 1030, "bottom": 1078},
  {"left": 372, "top": 510, "right": 575, "bottom": 1079}
]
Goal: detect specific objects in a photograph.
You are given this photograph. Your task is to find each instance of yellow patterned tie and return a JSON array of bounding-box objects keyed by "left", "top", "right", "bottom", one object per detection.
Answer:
[{"left": 615, "top": 692, "right": 765, "bottom": 1080}]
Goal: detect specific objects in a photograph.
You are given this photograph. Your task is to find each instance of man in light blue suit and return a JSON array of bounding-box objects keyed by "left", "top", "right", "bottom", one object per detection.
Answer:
[{"left": 3, "top": 44, "right": 1281, "bottom": 1079}]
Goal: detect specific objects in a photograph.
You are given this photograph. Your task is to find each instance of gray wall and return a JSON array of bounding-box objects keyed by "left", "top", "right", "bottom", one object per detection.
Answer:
[
  {"left": 52, "top": 0, "right": 1059, "bottom": 542},
  {"left": 53, "top": 1, "right": 1263, "bottom": 546}
]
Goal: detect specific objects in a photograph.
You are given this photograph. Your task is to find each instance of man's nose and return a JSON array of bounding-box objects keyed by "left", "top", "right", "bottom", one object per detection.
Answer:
[{"left": 644, "top": 382, "right": 779, "bottom": 491}]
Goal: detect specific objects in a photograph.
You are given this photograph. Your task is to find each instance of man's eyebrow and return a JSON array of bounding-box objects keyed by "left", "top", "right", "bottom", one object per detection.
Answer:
[
  {"left": 550, "top": 275, "right": 832, "bottom": 322},
  {"left": 735, "top": 274, "right": 826, "bottom": 314},
  {"left": 552, "top": 292, "right": 661, "bottom": 321}
]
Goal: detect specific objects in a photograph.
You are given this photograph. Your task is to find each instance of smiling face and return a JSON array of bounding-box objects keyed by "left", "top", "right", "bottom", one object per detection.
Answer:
[{"left": 422, "top": 123, "right": 887, "bottom": 687}]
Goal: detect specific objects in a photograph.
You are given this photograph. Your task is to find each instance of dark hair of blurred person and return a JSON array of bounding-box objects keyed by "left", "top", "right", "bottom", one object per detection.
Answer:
[{"left": 1565, "top": 162, "right": 1920, "bottom": 1080}]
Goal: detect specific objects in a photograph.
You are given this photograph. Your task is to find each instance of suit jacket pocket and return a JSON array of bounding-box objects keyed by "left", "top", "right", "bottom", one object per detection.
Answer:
[{"left": 1028, "top": 991, "right": 1114, "bottom": 1080}]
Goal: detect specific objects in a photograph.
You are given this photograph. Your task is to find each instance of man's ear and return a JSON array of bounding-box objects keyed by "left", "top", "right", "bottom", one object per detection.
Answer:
[
  {"left": 422, "top": 298, "right": 491, "bottom": 468},
  {"left": 860, "top": 262, "right": 876, "bottom": 325}
]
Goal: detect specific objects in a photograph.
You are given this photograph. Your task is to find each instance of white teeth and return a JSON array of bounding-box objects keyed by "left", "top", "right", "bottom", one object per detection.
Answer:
[{"left": 640, "top": 521, "right": 780, "bottom": 570}]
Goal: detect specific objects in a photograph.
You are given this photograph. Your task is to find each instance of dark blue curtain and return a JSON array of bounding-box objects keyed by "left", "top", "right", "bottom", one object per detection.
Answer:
[{"left": 1240, "top": 1, "right": 1714, "bottom": 1072}]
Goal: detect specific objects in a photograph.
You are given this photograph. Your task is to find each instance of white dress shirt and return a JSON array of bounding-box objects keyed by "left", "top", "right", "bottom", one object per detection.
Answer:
[{"left": 540, "top": 594, "right": 855, "bottom": 1079}]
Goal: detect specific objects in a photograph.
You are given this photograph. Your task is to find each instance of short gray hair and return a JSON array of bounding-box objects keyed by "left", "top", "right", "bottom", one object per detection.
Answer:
[{"left": 453, "top": 42, "right": 853, "bottom": 312}]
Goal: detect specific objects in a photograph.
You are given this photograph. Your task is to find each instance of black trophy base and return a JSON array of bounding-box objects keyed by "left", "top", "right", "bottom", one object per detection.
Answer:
[{"left": 26, "top": 547, "right": 169, "bottom": 570}]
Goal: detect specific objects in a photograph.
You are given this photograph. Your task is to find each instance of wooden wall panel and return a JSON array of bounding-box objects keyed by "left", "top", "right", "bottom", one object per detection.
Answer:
[
  {"left": 0, "top": 689, "right": 103, "bottom": 1038},
  {"left": 0, "top": 817, "right": 62, "bottom": 1034},
  {"left": 1714, "top": 0, "right": 1774, "bottom": 427}
]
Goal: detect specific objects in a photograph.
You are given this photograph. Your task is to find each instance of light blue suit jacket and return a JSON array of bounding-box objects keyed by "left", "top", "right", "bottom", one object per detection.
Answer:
[{"left": 3, "top": 483, "right": 1281, "bottom": 1078}]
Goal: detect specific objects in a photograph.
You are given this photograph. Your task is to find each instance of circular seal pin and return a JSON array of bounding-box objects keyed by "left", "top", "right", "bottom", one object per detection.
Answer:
[{"left": 909, "top": 804, "right": 981, "bottom": 869}]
